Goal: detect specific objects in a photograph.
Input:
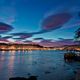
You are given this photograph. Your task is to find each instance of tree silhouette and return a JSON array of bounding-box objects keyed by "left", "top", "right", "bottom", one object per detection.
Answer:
[{"left": 75, "top": 28, "right": 80, "bottom": 44}]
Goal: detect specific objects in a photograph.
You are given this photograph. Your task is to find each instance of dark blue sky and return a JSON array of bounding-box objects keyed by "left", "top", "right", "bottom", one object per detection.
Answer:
[{"left": 0, "top": 0, "right": 80, "bottom": 43}]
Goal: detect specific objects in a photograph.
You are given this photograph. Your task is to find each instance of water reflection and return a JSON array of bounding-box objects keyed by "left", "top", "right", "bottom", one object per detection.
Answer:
[
  {"left": 8, "top": 51, "right": 15, "bottom": 77},
  {"left": 2, "top": 50, "right": 6, "bottom": 54},
  {"left": 0, "top": 50, "right": 79, "bottom": 80},
  {"left": 8, "top": 51, "right": 15, "bottom": 69}
]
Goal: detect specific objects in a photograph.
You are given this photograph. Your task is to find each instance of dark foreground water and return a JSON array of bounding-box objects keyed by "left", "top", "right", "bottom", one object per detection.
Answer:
[{"left": 0, "top": 50, "right": 80, "bottom": 80}]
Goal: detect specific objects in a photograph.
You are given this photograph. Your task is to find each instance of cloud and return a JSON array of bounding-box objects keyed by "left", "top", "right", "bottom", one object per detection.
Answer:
[
  {"left": 23, "top": 40, "right": 32, "bottom": 43},
  {"left": 39, "top": 39, "right": 78, "bottom": 47},
  {"left": 0, "top": 38, "right": 9, "bottom": 43},
  {"left": 0, "top": 35, "right": 13, "bottom": 43},
  {"left": 35, "top": 7, "right": 80, "bottom": 35},
  {"left": 61, "top": 20, "right": 80, "bottom": 30},
  {"left": 20, "top": 34, "right": 32, "bottom": 39},
  {"left": 34, "top": 12, "right": 73, "bottom": 35},
  {"left": 0, "top": 36, "right": 12, "bottom": 39},
  {"left": 33, "top": 38, "right": 44, "bottom": 40},
  {"left": 41, "top": 13, "right": 72, "bottom": 30},
  {"left": 10, "top": 32, "right": 32, "bottom": 36},
  {"left": 12, "top": 38, "right": 25, "bottom": 40},
  {"left": 0, "top": 22, "right": 13, "bottom": 33},
  {"left": 9, "top": 32, "right": 33, "bottom": 42}
]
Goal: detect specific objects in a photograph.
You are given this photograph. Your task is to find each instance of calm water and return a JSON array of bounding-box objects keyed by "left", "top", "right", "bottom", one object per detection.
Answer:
[{"left": 0, "top": 50, "right": 80, "bottom": 80}]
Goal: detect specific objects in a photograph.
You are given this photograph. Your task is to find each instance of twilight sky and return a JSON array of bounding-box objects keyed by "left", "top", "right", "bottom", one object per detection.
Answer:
[{"left": 0, "top": 0, "right": 80, "bottom": 46}]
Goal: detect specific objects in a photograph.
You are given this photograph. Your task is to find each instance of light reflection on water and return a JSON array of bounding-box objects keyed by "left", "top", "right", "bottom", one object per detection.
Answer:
[{"left": 0, "top": 50, "right": 79, "bottom": 80}]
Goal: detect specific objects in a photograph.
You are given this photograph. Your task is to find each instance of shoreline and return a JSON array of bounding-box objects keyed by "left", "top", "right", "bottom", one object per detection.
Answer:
[{"left": 0, "top": 43, "right": 80, "bottom": 51}]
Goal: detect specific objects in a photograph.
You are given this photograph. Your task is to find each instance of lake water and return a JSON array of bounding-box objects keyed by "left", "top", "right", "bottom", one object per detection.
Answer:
[{"left": 0, "top": 50, "right": 80, "bottom": 80}]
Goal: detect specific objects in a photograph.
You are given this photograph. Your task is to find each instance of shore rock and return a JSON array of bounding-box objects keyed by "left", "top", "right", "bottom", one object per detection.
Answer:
[{"left": 9, "top": 76, "right": 37, "bottom": 80}]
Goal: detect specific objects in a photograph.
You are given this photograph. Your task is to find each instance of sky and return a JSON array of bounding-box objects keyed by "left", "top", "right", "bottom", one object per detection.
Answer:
[{"left": 0, "top": 0, "right": 80, "bottom": 46}]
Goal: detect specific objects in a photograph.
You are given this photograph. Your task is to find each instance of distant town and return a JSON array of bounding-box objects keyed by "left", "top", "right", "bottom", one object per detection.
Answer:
[{"left": 0, "top": 43, "right": 80, "bottom": 51}]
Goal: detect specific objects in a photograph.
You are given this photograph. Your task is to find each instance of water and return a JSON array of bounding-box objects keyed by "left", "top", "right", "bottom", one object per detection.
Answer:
[{"left": 0, "top": 50, "right": 79, "bottom": 80}]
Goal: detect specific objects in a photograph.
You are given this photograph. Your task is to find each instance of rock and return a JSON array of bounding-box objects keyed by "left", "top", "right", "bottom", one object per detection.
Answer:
[
  {"left": 75, "top": 70, "right": 80, "bottom": 80},
  {"left": 45, "top": 71, "right": 51, "bottom": 74},
  {"left": 9, "top": 76, "right": 37, "bottom": 80},
  {"left": 28, "top": 76, "right": 37, "bottom": 80},
  {"left": 70, "top": 78, "right": 75, "bottom": 80},
  {"left": 73, "top": 70, "right": 77, "bottom": 74},
  {"left": 64, "top": 52, "right": 80, "bottom": 62},
  {"left": 27, "top": 73, "right": 31, "bottom": 76},
  {"left": 64, "top": 53, "right": 76, "bottom": 60},
  {"left": 9, "top": 77, "right": 27, "bottom": 80}
]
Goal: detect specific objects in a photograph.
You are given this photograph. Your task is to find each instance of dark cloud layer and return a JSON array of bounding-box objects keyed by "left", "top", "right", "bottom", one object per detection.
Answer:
[
  {"left": 0, "top": 38, "right": 9, "bottom": 42},
  {"left": 10, "top": 32, "right": 33, "bottom": 39},
  {"left": 33, "top": 38, "right": 44, "bottom": 40},
  {"left": 0, "top": 22, "right": 13, "bottom": 33},
  {"left": 1, "top": 36, "right": 12, "bottom": 39}
]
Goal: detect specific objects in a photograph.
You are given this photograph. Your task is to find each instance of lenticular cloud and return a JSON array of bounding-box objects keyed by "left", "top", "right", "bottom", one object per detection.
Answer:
[
  {"left": 0, "top": 22, "right": 13, "bottom": 33},
  {"left": 41, "top": 12, "right": 72, "bottom": 31}
]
